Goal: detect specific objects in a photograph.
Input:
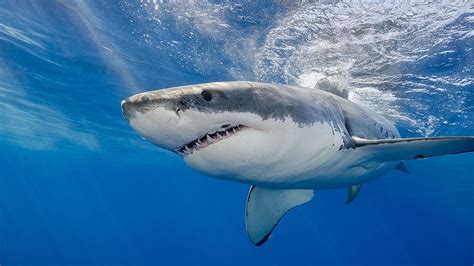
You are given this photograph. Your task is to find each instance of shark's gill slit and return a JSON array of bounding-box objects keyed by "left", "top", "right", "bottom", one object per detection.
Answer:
[{"left": 178, "top": 124, "right": 246, "bottom": 155}]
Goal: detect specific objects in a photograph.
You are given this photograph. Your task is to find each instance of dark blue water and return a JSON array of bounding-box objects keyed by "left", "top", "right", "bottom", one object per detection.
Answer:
[{"left": 0, "top": 1, "right": 473, "bottom": 265}]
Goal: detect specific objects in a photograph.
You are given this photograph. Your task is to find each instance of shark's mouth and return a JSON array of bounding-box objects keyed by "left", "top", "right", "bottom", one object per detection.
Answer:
[{"left": 178, "top": 124, "right": 246, "bottom": 156}]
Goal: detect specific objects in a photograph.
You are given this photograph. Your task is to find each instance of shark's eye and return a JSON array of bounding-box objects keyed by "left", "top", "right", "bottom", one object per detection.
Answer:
[{"left": 201, "top": 90, "right": 212, "bottom": 101}]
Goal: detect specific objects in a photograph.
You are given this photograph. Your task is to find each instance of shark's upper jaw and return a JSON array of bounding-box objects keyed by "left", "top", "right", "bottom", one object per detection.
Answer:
[{"left": 177, "top": 124, "right": 246, "bottom": 156}]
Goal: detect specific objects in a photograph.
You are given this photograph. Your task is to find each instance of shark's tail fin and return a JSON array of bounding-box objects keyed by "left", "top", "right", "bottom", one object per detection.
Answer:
[{"left": 352, "top": 136, "right": 474, "bottom": 161}]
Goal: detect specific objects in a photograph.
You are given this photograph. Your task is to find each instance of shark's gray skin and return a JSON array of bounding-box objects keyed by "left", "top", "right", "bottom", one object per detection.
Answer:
[{"left": 121, "top": 81, "right": 474, "bottom": 246}]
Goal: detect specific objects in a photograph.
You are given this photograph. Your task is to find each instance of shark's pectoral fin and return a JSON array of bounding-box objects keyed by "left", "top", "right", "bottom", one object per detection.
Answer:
[
  {"left": 352, "top": 136, "right": 474, "bottom": 161},
  {"left": 346, "top": 184, "right": 362, "bottom": 205},
  {"left": 245, "top": 186, "right": 314, "bottom": 246}
]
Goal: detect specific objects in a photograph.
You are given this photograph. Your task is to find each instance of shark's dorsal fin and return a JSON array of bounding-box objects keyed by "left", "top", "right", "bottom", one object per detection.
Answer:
[
  {"left": 245, "top": 186, "right": 314, "bottom": 246},
  {"left": 346, "top": 184, "right": 362, "bottom": 205},
  {"left": 314, "top": 78, "right": 349, "bottom": 99},
  {"left": 352, "top": 136, "right": 474, "bottom": 161}
]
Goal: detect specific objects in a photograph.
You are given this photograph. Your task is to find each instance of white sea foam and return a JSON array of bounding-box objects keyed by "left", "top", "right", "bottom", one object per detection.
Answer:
[
  {"left": 125, "top": 1, "right": 474, "bottom": 135},
  {"left": 253, "top": 1, "right": 473, "bottom": 136}
]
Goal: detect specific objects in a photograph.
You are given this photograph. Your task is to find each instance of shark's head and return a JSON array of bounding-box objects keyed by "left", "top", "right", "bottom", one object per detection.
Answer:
[{"left": 122, "top": 81, "right": 341, "bottom": 183}]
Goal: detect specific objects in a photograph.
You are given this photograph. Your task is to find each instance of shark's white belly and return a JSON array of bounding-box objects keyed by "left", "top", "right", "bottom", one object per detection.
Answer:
[{"left": 184, "top": 119, "right": 395, "bottom": 189}]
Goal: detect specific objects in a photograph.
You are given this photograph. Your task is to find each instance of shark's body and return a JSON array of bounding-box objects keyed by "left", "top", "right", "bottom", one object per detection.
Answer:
[{"left": 122, "top": 81, "right": 474, "bottom": 246}]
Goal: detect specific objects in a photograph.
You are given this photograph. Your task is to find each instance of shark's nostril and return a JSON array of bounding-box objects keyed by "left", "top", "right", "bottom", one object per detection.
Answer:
[{"left": 141, "top": 95, "right": 150, "bottom": 103}]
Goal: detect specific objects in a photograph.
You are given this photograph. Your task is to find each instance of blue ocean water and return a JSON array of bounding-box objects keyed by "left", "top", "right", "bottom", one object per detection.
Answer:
[{"left": 0, "top": 1, "right": 473, "bottom": 265}]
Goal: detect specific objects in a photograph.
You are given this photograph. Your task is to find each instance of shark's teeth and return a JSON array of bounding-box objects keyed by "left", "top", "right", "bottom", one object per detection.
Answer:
[
  {"left": 207, "top": 135, "right": 213, "bottom": 143},
  {"left": 184, "top": 145, "right": 192, "bottom": 154},
  {"left": 178, "top": 124, "right": 245, "bottom": 155}
]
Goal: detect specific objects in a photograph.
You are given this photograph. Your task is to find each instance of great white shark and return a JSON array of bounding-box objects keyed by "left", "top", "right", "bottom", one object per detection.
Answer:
[{"left": 121, "top": 81, "right": 474, "bottom": 246}]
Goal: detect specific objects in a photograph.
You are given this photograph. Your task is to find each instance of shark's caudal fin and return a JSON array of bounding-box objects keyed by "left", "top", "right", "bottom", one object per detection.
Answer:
[
  {"left": 245, "top": 186, "right": 314, "bottom": 246},
  {"left": 352, "top": 136, "right": 474, "bottom": 162}
]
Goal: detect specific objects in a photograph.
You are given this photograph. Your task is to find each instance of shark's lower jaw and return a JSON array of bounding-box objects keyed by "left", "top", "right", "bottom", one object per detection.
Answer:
[{"left": 177, "top": 124, "right": 246, "bottom": 156}]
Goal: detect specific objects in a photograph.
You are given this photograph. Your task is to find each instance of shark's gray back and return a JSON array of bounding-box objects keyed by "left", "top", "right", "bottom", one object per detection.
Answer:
[
  {"left": 201, "top": 81, "right": 401, "bottom": 143},
  {"left": 278, "top": 83, "right": 400, "bottom": 142},
  {"left": 130, "top": 81, "right": 399, "bottom": 144},
  {"left": 332, "top": 94, "right": 400, "bottom": 140}
]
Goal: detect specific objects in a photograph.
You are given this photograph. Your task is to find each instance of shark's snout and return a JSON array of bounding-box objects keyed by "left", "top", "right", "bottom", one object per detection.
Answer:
[
  {"left": 121, "top": 93, "right": 153, "bottom": 121},
  {"left": 121, "top": 98, "right": 134, "bottom": 121},
  {"left": 121, "top": 98, "right": 130, "bottom": 107},
  {"left": 121, "top": 91, "right": 188, "bottom": 151}
]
